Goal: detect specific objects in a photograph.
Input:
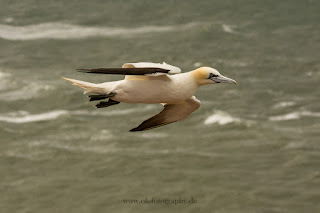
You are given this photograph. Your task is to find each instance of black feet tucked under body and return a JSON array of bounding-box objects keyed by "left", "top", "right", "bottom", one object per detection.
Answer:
[
  {"left": 87, "top": 92, "right": 119, "bottom": 108},
  {"left": 88, "top": 92, "right": 116, "bottom": 101},
  {"left": 96, "top": 99, "right": 120, "bottom": 108}
]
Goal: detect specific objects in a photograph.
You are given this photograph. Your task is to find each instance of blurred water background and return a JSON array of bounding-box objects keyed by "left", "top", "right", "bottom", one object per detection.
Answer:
[{"left": 0, "top": 0, "right": 319, "bottom": 212}]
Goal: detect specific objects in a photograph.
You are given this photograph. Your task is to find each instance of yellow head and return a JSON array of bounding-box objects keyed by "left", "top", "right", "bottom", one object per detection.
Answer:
[{"left": 192, "top": 67, "right": 237, "bottom": 85}]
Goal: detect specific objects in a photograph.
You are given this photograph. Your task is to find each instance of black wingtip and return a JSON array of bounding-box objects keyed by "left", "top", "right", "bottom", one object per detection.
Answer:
[
  {"left": 76, "top": 68, "right": 91, "bottom": 73},
  {"left": 129, "top": 127, "right": 144, "bottom": 132}
]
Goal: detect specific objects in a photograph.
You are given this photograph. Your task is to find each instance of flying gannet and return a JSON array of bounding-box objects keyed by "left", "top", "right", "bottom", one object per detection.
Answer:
[{"left": 62, "top": 62, "right": 236, "bottom": 131}]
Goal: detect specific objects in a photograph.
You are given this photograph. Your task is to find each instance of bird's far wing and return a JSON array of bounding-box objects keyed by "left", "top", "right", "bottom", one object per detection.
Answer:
[
  {"left": 130, "top": 96, "right": 200, "bottom": 132},
  {"left": 76, "top": 62, "right": 181, "bottom": 77},
  {"left": 123, "top": 62, "right": 181, "bottom": 80},
  {"left": 122, "top": 62, "right": 181, "bottom": 75},
  {"left": 76, "top": 67, "right": 169, "bottom": 75}
]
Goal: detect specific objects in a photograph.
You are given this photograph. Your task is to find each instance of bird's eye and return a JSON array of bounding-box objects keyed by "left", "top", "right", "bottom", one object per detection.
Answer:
[{"left": 208, "top": 73, "right": 218, "bottom": 78}]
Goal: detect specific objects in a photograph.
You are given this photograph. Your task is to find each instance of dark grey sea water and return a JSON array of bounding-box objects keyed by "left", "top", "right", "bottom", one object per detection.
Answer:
[{"left": 1, "top": 0, "right": 319, "bottom": 212}]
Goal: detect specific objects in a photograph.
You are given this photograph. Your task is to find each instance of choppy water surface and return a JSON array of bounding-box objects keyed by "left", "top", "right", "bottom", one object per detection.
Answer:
[{"left": 1, "top": 1, "right": 319, "bottom": 212}]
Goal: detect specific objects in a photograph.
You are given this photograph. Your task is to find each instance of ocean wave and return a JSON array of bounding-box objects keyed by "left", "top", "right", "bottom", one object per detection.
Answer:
[
  {"left": 29, "top": 140, "right": 170, "bottom": 155},
  {"left": 139, "top": 132, "right": 168, "bottom": 138},
  {"left": 0, "top": 110, "right": 68, "bottom": 123},
  {"left": 222, "top": 24, "right": 237, "bottom": 34},
  {"left": 0, "top": 82, "right": 54, "bottom": 101},
  {"left": 29, "top": 140, "right": 219, "bottom": 158},
  {"left": 0, "top": 71, "right": 11, "bottom": 79},
  {"left": 2, "top": 151, "right": 35, "bottom": 160},
  {"left": 0, "top": 105, "right": 156, "bottom": 124},
  {"left": 214, "top": 58, "right": 251, "bottom": 68},
  {"left": 204, "top": 110, "right": 241, "bottom": 125},
  {"left": 273, "top": 101, "right": 296, "bottom": 109},
  {"left": 0, "top": 22, "right": 197, "bottom": 41},
  {"left": 269, "top": 111, "right": 320, "bottom": 121},
  {"left": 71, "top": 105, "right": 155, "bottom": 116},
  {"left": 71, "top": 109, "right": 137, "bottom": 116},
  {"left": 0, "top": 71, "right": 14, "bottom": 91},
  {"left": 89, "top": 129, "right": 114, "bottom": 141}
]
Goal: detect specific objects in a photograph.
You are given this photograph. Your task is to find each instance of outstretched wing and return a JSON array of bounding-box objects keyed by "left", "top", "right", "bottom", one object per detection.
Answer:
[
  {"left": 77, "top": 62, "right": 181, "bottom": 76},
  {"left": 130, "top": 96, "right": 201, "bottom": 132}
]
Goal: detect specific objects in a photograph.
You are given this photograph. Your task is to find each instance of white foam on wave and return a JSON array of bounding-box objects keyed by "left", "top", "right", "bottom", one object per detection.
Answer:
[
  {"left": 3, "top": 17, "right": 14, "bottom": 24},
  {"left": 214, "top": 58, "right": 251, "bottom": 68},
  {"left": 139, "top": 132, "right": 168, "bottom": 138},
  {"left": 0, "top": 105, "right": 156, "bottom": 124},
  {"left": 221, "top": 24, "right": 244, "bottom": 35},
  {"left": 29, "top": 140, "right": 170, "bottom": 155},
  {"left": 204, "top": 110, "right": 241, "bottom": 125},
  {"left": 0, "top": 70, "right": 15, "bottom": 91},
  {"left": 193, "top": 62, "right": 203, "bottom": 67},
  {"left": 222, "top": 24, "right": 237, "bottom": 34},
  {"left": 269, "top": 112, "right": 300, "bottom": 121},
  {"left": 0, "top": 82, "right": 54, "bottom": 101},
  {"left": 89, "top": 129, "right": 114, "bottom": 141},
  {"left": 0, "top": 71, "right": 11, "bottom": 79},
  {"left": 0, "top": 22, "right": 197, "bottom": 41},
  {"left": 0, "top": 110, "right": 68, "bottom": 123},
  {"left": 2, "top": 151, "right": 35, "bottom": 160},
  {"left": 302, "top": 111, "right": 320, "bottom": 117},
  {"left": 269, "top": 111, "right": 320, "bottom": 121},
  {"left": 273, "top": 101, "right": 296, "bottom": 108}
]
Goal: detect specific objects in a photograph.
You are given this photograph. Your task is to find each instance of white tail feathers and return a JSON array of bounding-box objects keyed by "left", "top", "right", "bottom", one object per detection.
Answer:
[{"left": 62, "top": 77, "right": 104, "bottom": 94}]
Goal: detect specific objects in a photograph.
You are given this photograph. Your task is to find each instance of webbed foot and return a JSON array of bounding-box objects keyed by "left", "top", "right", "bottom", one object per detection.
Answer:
[
  {"left": 96, "top": 99, "right": 120, "bottom": 108},
  {"left": 88, "top": 92, "right": 116, "bottom": 101}
]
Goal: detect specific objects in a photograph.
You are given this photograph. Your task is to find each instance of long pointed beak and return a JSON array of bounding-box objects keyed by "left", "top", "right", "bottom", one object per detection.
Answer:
[{"left": 213, "top": 75, "right": 237, "bottom": 84}]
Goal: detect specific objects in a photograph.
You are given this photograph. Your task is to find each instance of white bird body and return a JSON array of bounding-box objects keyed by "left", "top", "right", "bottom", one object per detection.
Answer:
[
  {"left": 99, "top": 72, "right": 199, "bottom": 104},
  {"left": 63, "top": 62, "right": 236, "bottom": 131}
]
